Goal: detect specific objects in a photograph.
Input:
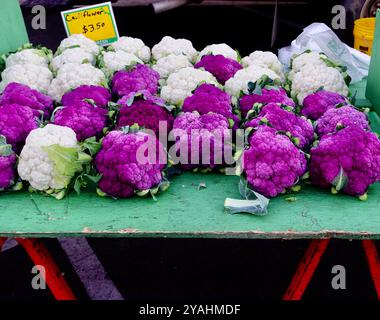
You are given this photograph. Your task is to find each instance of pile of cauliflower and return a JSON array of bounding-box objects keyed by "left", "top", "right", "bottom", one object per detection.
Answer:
[{"left": 0, "top": 33, "right": 379, "bottom": 203}]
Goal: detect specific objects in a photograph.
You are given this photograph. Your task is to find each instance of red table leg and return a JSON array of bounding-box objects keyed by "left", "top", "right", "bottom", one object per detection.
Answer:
[
  {"left": 362, "top": 240, "right": 380, "bottom": 299},
  {"left": 283, "top": 239, "right": 330, "bottom": 300},
  {"left": 16, "top": 238, "right": 76, "bottom": 300}
]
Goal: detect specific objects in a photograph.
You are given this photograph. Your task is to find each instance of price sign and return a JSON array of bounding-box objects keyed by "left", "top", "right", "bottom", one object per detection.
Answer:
[{"left": 61, "top": 2, "right": 119, "bottom": 46}]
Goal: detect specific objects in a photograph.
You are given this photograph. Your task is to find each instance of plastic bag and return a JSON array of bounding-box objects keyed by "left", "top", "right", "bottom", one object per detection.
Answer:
[{"left": 278, "top": 23, "right": 370, "bottom": 83}]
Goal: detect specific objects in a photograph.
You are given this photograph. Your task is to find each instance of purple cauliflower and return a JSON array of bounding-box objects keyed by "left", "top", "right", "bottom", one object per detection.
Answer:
[
  {"left": 316, "top": 105, "right": 369, "bottom": 137},
  {"left": 182, "top": 83, "right": 239, "bottom": 129},
  {"left": 310, "top": 126, "right": 380, "bottom": 198},
  {"left": 95, "top": 129, "right": 167, "bottom": 198},
  {"left": 171, "top": 112, "right": 232, "bottom": 170},
  {"left": 117, "top": 96, "right": 174, "bottom": 137},
  {"left": 194, "top": 54, "right": 242, "bottom": 85},
  {"left": 112, "top": 64, "right": 160, "bottom": 97},
  {"left": 0, "top": 82, "right": 53, "bottom": 119},
  {"left": 302, "top": 90, "right": 348, "bottom": 120},
  {"left": 53, "top": 101, "right": 108, "bottom": 141},
  {"left": 0, "top": 104, "right": 38, "bottom": 153},
  {"left": 245, "top": 103, "right": 314, "bottom": 149},
  {"left": 243, "top": 126, "right": 307, "bottom": 198},
  {"left": 239, "top": 88, "right": 295, "bottom": 118},
  {"left": 62, "top": 85, "right": 112, "bottom": 109},
  {"left": 0, "top": 135, "right": 17, "bottom": 191}
]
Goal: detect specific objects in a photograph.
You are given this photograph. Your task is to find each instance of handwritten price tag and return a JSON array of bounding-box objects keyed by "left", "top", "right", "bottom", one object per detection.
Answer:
[{"left": 61, "top": 2, "right": 119, "bottom": 46}]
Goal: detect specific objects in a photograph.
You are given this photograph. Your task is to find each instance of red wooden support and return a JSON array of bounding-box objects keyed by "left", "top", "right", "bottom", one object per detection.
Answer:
[
  {"left": 362, "top": 240, "right": 380, "bottom": 299},
  {"left": 283, "top": 239, "right": 330, "bottom": 300},
  {"left": 0, "top": 237, "right": 6, "bottom": 250},
  {"left": 16, "top": 238, "right": 76, "bottom": 300}
]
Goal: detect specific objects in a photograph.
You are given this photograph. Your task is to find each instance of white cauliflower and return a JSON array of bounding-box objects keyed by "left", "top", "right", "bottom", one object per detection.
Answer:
[
  {"left": 152, "top": 36, "right": 198, "bottom": 63},
  {"left": 108, "top": 36, "right": 151, "bottom": 63},
  {"left": 5, "top": 48, "right": 52, "bottom": 68},
  {"left": 98, "top": 50, "right": 142, "bottom": 76},
  {"left": 198, "top": 43, "right": 238, "bottom": 61},
  {"left": 290, "top": 51, "right": 328, "bottom": 73},
  {"left": 152, "top": 54, "right": 192, "bottom": 79},
  {"left": 0, "top": 63, "right": 53, "bottom": 93},
  {"left": 160, "top": 67, "right": 218, "bottom": 105},
  {"left": 18, "top": 124, "right": 90, "bottom": 198},
  {"left": 51, "top": 47, "right": 95, "bottom": 72},
  {"left": 290, "top": 64, "right": 349, "bottom": 104},
  {"left": 57, "top": 34, "right": 100, "bottom": 56},
  {"left": 224, "top": 64, "right": 281, "bottom": 97},
  {"left": 48, "top": 63, "right": 107, "bottom": 102},
  {"left": 241, "top": 51, "right": 284, "bottom": 79}
]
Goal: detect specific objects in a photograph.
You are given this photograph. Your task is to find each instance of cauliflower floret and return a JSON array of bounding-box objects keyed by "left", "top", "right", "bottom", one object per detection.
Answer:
[
  {"left": 17, "top": 124, "right": 79, "bottom": 191},
  {"left": 287, "top": 51, "right": 328, "bottom": 81},
  {"left": 290, "top": 64, "right": 349, "bottom": 104},
  {"left": 6, "top": 48, "right": 51, "bottom": 68},
  {"left": 224, "top": 64, "right": 281, "bottom": 97},
  {"left": 57, "top": 34, "right": 100, "bottom": 56},
  {"left": 241, "top": 51, "right": 284, "bottom": 79},
  {"left": 108, "top": 36, "right": 151, "bottom": 63},
  {"left": 152, "top": 54, "right": 192, "bottom": 78},
  {"left": 160, "top": 67, "right": 218, "bottom": 105},
  {"left": 152, "top": 36, "right": 198, "bottom": 63},
  {"left": 0, "top": 64, "right": 53, "bottom": 93},
  {"left": 48, "top": 63, "right": 106, "bottom": 102},
  {"left": 51, "top": 47, "right": 95, "bottom": 72},
  {"left": 198, "top": 43, "right": 238, "bottom": 61},
  {"left": 99, "top": 51, "right": 142, "bottom": 76}
]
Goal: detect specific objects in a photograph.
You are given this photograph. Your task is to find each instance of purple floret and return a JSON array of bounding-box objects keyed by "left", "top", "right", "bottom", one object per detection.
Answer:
[
  {"left": 316, "top": 105, "right": 369, "bottom": 137},
  {"left": 61, "top": 85, "right": 111, "bottom": 109},
  {"left": 245, "top": 103, "right": 314, "bottom": 149},
  {"left": 0, "top": 82, "right": 53, "bottom": 119},
  {"left": 95, "top": 130, "right": 166, "bottom": 198},
  {"left": 0, "top": 136, "right": 16, "bottom": 190},
  {"left": 0, "top": 104, "right": 38, "bottom": 153},
  {"left": 117, "top": 97, "right": 174, "bottom": 137},
  {"left": 243, "top": 126, "right": 307, "bottom": 198},
  {"left": 54, "top": 101, "right": 108, "bottom": 141},
  {"left": 239, "top": 88, "right": 295, "bottom": 118},
  {"left": 172, "top": 112, "right": 232, "bottom": 170},
  {"left": 182, "top": 83, "right": 239, "bottom": 129},
  {"left": 112, "top": 64, "right": 160, "bottom": 97},
  {"left": 310, "top": 126, "right": 380, "bottom": 197},
  {"left": 194, "top": 54, "right": 242, "bottom": 85},
  {"left": 302, "top": 90, "right": 348, "bottom": 120}
]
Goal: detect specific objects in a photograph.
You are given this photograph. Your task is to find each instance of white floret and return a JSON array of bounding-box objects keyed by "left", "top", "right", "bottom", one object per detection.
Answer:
[
  {"left": 48, "top": 63, "right": 106, "bottom": 102},
  {"left": 224, "top": 64, "right": 281, "bottom": 97},
  {"left": 290, "top": 64, "right": 349, "bottom": 104},
  {"left": 51, "top": 47, "right": 95, "bottom": 72},
  {"left": 0, "top": 64, "right": 53, "bottom": 93},
  {"left": 160, "top": 67, "right": 217, "bottom": 105},
  {"left": 241, "top": 51, "right": 284, "bottom": 79},
  {"left": 198, "top": 43, "right": 238, "bottom": 61},
  {"left": 152, "top": 54, "right": 192, "bottom": 79},
  {"left": 5, "top": 49, "right": 51, "bottom": 68},
  {"left": 57, "top": 34, "right": 100, "bottom": 56},
  {"left": 100, "top": 51, "right": 142, "bottom": 76},
  {"left": 152, "top": 36, "right": 198, "bottom": 63},
  {"left": 288, "top": 51, "right": 328, "bottom": 81},
  {"left": 17, "top": 124, "right": 78, "bottom": 191},
  {"left": 108, "top": 36, "right": 151, "bottom": 63}
]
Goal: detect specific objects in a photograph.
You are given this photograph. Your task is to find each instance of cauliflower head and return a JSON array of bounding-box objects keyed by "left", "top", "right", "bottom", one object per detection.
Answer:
[
  {"left": 61, "top": 85, "right": 111, "bottom": 109},
  {"left": 198, "top": 43, "right": 238, "bottom": 61},
  {"left": 160, "top": 67, "right": 218, "bottom": 106},
  {"left": 152, "top": 36, "right": 198, "bottom": 63},
  {"left": 224, "top": 64, "right": 281, "bottom": 98},
  {"left": 57, "top": 34, "right": 100, "bottom": 56},
  {"left": 0, "top": 135, "right": 17, "bottom": 191},
  {"left": 152, "top": 54, "right": 192, "bottom": 79},
  {"left": 51, "top": 47, "right": 95, "bottom": 72},
  {"left": 241, "top": 51, "right": 284, "bottom": 79},
  {"left": 5, "top": 48, "right": 51, "bottom": 68},
  {"left": 98, "top": 50, "right": 142, "bottom": 76},
  {"left": 0, "top": 64, "right": 53, "bottom": 94},
  {"left": 310, "top": 126, "right": 380, "bottom": 197},
  {"left": 48, "top": 63, "right": 107, "bottom": 102},
  {"left": 243, "top": 126, "right": 307, "bottom": 198},
  {"left": 108, "top": 36, "right": 151, "bottom": 63}
]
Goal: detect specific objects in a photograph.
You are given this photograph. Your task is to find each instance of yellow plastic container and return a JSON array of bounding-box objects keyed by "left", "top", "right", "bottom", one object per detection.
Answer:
[{"left": 354, "top": 17, "right": 376, "bottom": 55}]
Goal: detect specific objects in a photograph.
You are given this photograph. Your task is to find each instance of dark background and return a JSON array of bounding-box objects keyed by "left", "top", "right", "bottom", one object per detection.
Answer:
[{"left": 1, "top": 1, "right": 378, "bottom": 300}]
